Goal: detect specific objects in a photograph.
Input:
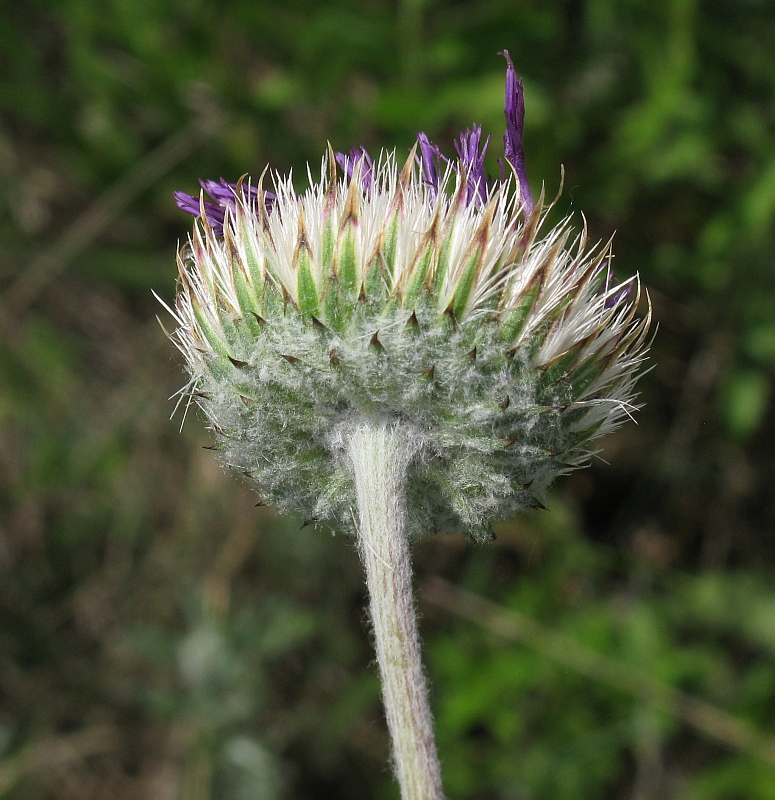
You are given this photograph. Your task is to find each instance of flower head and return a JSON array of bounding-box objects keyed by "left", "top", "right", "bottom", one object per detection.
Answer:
[{"left": 166, "top": 56, "right": 650, "bottom": 540}]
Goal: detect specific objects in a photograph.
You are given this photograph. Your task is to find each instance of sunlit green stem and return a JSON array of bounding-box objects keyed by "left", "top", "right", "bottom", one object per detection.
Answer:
[{"left": 348, "top": 421, "right": 444, "bottom": 800}]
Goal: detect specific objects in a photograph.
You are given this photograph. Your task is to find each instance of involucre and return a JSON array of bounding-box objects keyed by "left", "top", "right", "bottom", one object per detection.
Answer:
[{"left": 167, "top": 54, "right": 650, "bottom": 541}]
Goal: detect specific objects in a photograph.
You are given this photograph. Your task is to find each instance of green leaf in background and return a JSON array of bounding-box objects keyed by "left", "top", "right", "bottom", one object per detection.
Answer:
[{"left": 721, "top": 368, "right": 770, "bottom": 440}]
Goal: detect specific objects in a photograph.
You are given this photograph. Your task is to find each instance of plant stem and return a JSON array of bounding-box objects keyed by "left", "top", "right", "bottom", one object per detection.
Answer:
[{"left": 348, "top": 421, "right": 444, "bottom": 800}]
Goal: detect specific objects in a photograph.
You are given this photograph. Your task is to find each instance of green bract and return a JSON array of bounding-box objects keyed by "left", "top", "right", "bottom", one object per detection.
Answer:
[{"left": 167, "top": 151, "right": 650, "bottom": 540}]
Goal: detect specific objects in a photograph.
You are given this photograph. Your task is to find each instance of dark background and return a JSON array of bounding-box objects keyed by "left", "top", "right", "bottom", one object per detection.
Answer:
[{"left": 1, "top": 1, "right": 775, "bottom": 798}]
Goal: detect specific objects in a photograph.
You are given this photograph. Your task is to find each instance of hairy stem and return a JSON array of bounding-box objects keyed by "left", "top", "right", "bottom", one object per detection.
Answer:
[{"left": 348, "top": 421, "right": 444, "bottom": 800}]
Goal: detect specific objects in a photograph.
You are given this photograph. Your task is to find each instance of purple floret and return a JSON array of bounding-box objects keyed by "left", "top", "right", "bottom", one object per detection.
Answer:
[
  {"left": 416, "top": 133, "right": 448, "bottom": 199},
  {"left": 334, "top": 147, "right": 374, "bottom": 193},
  {"left": 174, "top": 178, "right": 273, "bottom": 237},
  {"left": 454, "top": 125, "right": 491, "bottom": 207},
  {"left": 414, "top": 55, "right": 532, "bottom": 212},
  {"left": 175, "top": 55, "right": 536, "bottom": 228},
  {"left": 600, "top": 264, "right": 634, "bottom": 308},
  {"left": 173, "top": 190, "right": 225, "bottom": 235},
  {"left": 500, "top": 50, "right": 534, "bottom": 215}
]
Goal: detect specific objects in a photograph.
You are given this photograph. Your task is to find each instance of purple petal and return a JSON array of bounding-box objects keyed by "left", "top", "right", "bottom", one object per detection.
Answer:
[
  {"left": 334, "top": 147, "right": 374, "bottom": 193},
  {"left": 416, "top": 133, "right": 448, "bottom": 199},
  {"left": 173, "top": 190, "right": 225, "bottom": 236},
  {"left": 499, "top": 50, "right": 534, "bottom": 215},
  {"left": 174, "top": 178, "right": 271, "bottom": 237},
  {"left": 173, "top": 191, "right": 201, "bottom": 216},
  {"left": 357, "top": 148, "right": 374, "bottom": 193},
  {"left": 199, "top": 178, "right": 235, "bottom": 204},
  {"left": 334, "top": 151, "right": 349, "bottom": 175},
  {"left": 203, "top": 178, "right": 266, "bottom": 206},
  {"left": 454, "top": 125, "right": 491, "bottom": 207},
  {"left": 199, "top": 201, "right": 226, "bottom": 237},
  {"left": 600, "top": 264, "right": 634, "bottom": 308}
]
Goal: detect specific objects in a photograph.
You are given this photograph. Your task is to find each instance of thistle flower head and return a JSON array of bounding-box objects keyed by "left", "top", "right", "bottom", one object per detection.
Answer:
[{"left": 167, "top": 54, "right": 650, "bottom": 540}]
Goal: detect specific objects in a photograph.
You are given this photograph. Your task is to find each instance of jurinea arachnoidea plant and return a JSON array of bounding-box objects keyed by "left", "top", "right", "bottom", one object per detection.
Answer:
[{"left": 164, "top": 51, "right": 650, "bottom": 800}]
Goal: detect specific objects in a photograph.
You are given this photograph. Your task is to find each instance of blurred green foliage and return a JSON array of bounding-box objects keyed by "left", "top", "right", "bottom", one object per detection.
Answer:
[{"left": 1, "top": 0, "right": 775, "bottom": 798}]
